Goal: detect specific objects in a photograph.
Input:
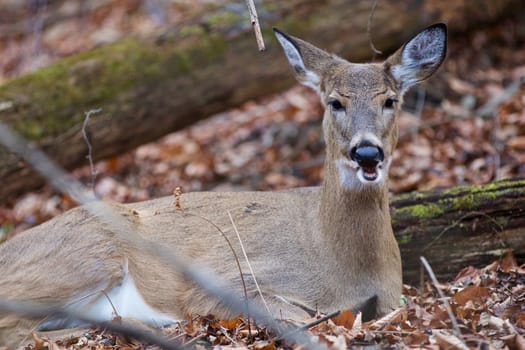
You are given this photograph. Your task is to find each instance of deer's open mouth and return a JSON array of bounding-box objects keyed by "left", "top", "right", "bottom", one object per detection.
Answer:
[
  {"left": 361, "top": 166, "right": 379, "bottom": 181},
  {"left": 336, "top": 157, "right": 389, "bottom": 189},
  {"left": 355, "top": 158, "right": 391, "bottom": 185}
]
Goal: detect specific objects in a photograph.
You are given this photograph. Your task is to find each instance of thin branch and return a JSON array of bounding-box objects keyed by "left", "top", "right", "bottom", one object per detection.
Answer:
[
  {"left": 228, "top": 211, "right": 272, "bottom": 316},
  {"left": 277, "top": 310, "right": 341, "bottom": 341},
  {"left": 99, "top": 289, "right": 121, "bottom": 320},
  {"left": 81, "top": 108, "right": 102, "bottom": 194},
  {"left": 0, "top": 299, "right": 184, "bottom": 350},
  {"left": 245, "top": 0, "right": 265, "bottom": 51},
  {"left": 297, "top": 310, "right": 341, "bottom": 331},
  {"left": 367, "top": 0, "right": 382, "bottom": 60},
  {"left": 183, "top": 333, "right": 207, "bottom": 347},
  {"left": 411, "top": 87, "right": 426, "bottom": 142},
  {"left": 0, "top": 122, "right": 326, "bottom": 350},
  {"left": 420, "top": 256, "right": 465, "bottom": 343},
  {"left": 184, "top": 211, "right": 252, "bottom": 337}
]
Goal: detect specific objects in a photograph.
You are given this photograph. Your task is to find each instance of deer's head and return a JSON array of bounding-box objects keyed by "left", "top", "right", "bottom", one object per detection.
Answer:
[{"left": 274, "top": 24, "right": 447, "bottom": 191}]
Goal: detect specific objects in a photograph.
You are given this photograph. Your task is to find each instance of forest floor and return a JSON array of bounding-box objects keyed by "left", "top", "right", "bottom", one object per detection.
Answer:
[{"left": 0, "top": 1, "right": 524, "bottom": 349}]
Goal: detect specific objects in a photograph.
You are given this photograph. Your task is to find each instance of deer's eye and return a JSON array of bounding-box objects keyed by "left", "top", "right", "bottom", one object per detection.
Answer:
[
  {"left": 384, "top": 98, "right": 397, "bottom": 109},
  {"left": 328, "top": 99, "right": 345, "bottom": 112}
]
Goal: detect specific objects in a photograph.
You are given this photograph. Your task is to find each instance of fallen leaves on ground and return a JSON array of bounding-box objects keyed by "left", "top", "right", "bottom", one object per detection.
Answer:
[
  {"left": 22, "top": 251, "right": 525, "bottom": 349},
  {"left": 0, "top": 3, "right": 524, "bottom": 349}
]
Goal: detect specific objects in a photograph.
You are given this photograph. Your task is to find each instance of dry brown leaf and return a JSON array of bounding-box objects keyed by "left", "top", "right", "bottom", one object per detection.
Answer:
[
  {"left": 508, "top": 136, "right": 525, "bottom": 150},
  {"left": 321, "top": 334, "right": 347, "bottom": 350},
  {"left": 454, "top": 266, "right": 481, "bottom": 284},
  {"left": 404, "top": 330, "right": 429, "bottom": 346},
  {"left": 332, "top": 309, "right": 355, "bottom": 329},
  {"left": 433, "top": 330, "right": 469, "bottom": 350},
  {"left": 501, "top": 334, "right": 525, "bottom": 350},
  {"left": 517, "top": 333, "right": 525, "bottom": 350},
  {"left": 253, "top": 340, "right": 276, "bottom": 350},
  {"left": 31, "top": 332, "right": 48, "bottom": 350},
  {"left": 516, "top": 312, "right": 525, "bottom": 329},
  {"left": 218, "top": 317, "right": 243, "bottom": 330},
  {"left": 370, "top": 307, "right": 407, "bottom": 330},
  {"left": 452, "top": 285, "right": 490, "bottom": 306},
  {"left": 499, "top": 250, "right": 519, "bottom": 272}
]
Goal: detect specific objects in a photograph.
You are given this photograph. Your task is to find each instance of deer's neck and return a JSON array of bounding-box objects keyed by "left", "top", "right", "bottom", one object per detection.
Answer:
[{"left": 319, "top": 158, "right": 392, "bottom": 267}]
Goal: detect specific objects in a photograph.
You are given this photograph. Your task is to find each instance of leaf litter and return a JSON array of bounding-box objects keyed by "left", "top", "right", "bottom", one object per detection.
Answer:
[
  {"left": 22, "top": 251, "right": 525, "bottom": 349},
  {"left": 0, "top": 2, "right": 524, "bottom": 349}
]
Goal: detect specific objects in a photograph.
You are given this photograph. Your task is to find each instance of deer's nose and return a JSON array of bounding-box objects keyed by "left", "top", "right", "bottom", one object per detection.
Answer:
[{"left": 350, "top": 143, "right": 384, "bottom": 168}]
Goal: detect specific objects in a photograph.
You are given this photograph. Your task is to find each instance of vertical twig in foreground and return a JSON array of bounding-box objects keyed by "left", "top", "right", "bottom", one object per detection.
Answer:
[
  {"left": 245, "top": 0, "right": 265, "bottom": 51},
  {"left": 228, "top": 211, "right": 271, "bottom": 316},
  {"left": 367, "top": 0, "right": 382, "bottom": 60},
  {"left": 420, "top": 256, "right": 464, "bottom": 343},
  {"left": 81, "top": 108, "right": 102, "bottom": 194}
]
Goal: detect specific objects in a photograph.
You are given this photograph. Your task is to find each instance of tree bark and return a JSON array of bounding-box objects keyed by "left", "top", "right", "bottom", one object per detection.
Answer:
[
  {"left": 0, "top": 0, "right": 521, "bottom": 202},
  {"left": 391, "top": 177, "right": 525, "bottom": 283}
]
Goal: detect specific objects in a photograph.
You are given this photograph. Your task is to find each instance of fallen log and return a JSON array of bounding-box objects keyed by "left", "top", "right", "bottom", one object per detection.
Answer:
[
  {"left": 391, "top": 177, "right": 525, "bottom": 283},
  {"left": 0, "top": 0, "right": 521, "bottom": 202}
]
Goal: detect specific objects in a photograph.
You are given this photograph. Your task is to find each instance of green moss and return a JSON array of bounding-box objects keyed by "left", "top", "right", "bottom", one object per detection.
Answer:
[
  {"left": 206, "top": 11, "right": 243, "bottom": 30},
  {"left": 0, "top": 32, "right": 227, "bottom": 141},
  {"left": 398, "top": 203, "right": 445, "bottom": 219},
  {"left": 442, "top": 179, "right": 525, "bottom": 197},
  {"left": 452, "top": 194, "right": 475, "bottom": 209},
  {"left": 397, "top": 232, "right": 411, "bottom": 245},
  {"left": 172, "top": 50, "right": 193, "bottom": 72},
  {"left": 179, "top": 24, "right": 206, "bottom": 38},
  {"left": 452, "top": 192, "right": 498, "bottom": 210}
]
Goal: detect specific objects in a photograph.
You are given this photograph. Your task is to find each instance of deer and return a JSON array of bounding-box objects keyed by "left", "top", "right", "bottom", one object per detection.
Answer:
[{"left": 0, "top": 23, "right": 446, "bottom": 348}]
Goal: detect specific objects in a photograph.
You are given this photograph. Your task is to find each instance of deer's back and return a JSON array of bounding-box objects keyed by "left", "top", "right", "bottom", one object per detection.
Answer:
[
  {"left": 127, "top": 187, "right": 325, "bottom": 317},
  {"left": 0, "top": 187, "right": 324, "bottom": 322}
]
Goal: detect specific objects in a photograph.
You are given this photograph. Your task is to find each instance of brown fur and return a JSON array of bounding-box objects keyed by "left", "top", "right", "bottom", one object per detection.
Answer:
[{"left": 0, "top": 24, "right": 447, "bottom": 348}]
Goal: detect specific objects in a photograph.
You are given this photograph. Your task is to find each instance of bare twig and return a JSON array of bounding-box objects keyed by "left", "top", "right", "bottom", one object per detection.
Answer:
[
  {"left": 29, "top": 0, "right": 47, "bottom": 71},
  {"left": 183, "top": 333, "right": 207, "bottom": 347},
  {"left": 420, "top": 256, "right": 465, "bottom": 343},
  {"left": 81, "top": 108, "right": 102, "bottom": 194},
  {"left": 277, "top": 310, "right": 341, "bottom": 341},
  {"left": 245, "top": 0, "right": 265, "bottom": 51},
  {"left": 0, "top": 121, "right": 326, "bottom": 350},
  {"left": 411, "top": 87, "right": 426, "bottom": 142},
  {"left": 187, "top": 211, "right": 253, "bottom": 337},
  {"left": 0, "top": 299, "right": 184, "bottom": 350},
  {"left": 367, "top": 0, "right": 382, "bottom": 60},
  {"left": 228, "top": 211, "right": 271, "bottom": 316},
  {"left": 173, "top": 186, "right": 183, "bottom": 211}
]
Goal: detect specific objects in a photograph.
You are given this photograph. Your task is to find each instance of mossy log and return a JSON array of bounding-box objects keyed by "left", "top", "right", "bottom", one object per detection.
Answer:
[
  {"left": 391, "top": 177, "right": 525, "bottom": 283},
  {"left": 0, "top": 0, "right": 521, "bottom": 203}
]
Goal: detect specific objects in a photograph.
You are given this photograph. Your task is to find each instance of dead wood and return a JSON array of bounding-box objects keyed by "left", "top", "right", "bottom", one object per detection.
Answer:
[{"left": 391, "top": 177, "right": 525, "bottom": 283}]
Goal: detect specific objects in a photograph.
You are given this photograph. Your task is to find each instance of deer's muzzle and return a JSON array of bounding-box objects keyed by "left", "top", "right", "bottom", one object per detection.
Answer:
[{"left": 350, "top": 142, "right": 384, "bottom": 181}]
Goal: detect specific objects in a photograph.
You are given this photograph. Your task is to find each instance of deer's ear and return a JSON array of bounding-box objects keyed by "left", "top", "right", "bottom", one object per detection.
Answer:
[
  {"left": 386, "top": 23, "right": 447, "bottom": 94},
  {"left": 273, "top": 28, "right": 343, "bottom": 93}
]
